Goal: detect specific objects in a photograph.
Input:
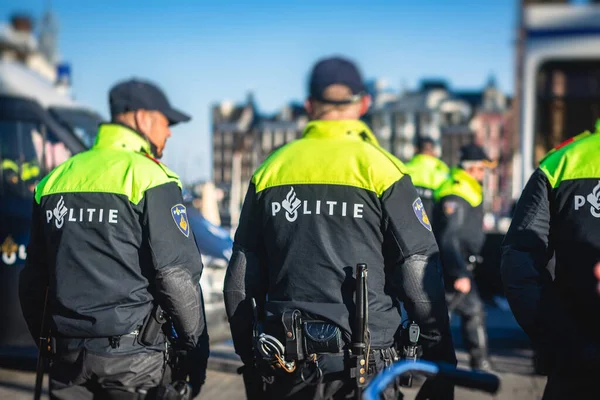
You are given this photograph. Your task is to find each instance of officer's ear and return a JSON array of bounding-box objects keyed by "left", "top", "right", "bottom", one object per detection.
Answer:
[
  {"left": 359, "top": 95, "right": 372, "bottom": 117},
  {"left": 134, "top": 109, "right": 152, "bottom": 135},
  {"left": 304, "top": 98, "right": 314, "bottom": 117}
]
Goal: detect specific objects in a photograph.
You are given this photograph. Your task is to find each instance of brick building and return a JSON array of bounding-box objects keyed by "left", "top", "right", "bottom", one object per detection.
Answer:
[
  {"left": 213, "top": 77, "right": 513, "bottom": 226},
  {"left": 211, "top": 93, "right": 308, "bottom": 226}
]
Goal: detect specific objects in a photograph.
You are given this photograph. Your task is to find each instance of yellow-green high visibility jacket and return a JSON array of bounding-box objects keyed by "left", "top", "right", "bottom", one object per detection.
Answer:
[
  {"left": 20, "top": 124, "right": 207, "bottom": 354},
  {"left": 224, "top": 119, "right": 455, "bottom": 367},
  {"left": 502, "top": 123, "right": 600, "bottom": 368},
  {"left": 433, "top": 167, "right": 484, "bottom": 282},
  {"left": 405, "top": 154, "right": 449, "bottom": 216}
]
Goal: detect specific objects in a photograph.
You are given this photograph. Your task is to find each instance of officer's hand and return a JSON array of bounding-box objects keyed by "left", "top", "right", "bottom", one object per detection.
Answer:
[
  {"left": 454, "top": 277, "right": 471, "bottom": 294},
  {"left": 171, "top": 340, "right": 208, "bottom": 398},
  {"left": 188, "top": 335, "right": 209, "bottom": 398},
  {"left": 595, "top": 262, "right": 600, "bottom": 295}
]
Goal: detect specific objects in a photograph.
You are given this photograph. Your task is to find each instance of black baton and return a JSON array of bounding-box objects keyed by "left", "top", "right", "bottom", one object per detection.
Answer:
[{"left": 352, "top": 263, "right": 368, "bottom": 400}]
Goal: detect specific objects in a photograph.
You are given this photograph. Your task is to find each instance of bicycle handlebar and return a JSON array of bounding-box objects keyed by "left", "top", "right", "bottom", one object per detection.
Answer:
[
  {"left": 436, "top": 362, "right": 500, "bottom": 394},
  {"left": 363, "top": 361, "right": 500, "bottom": 400}
]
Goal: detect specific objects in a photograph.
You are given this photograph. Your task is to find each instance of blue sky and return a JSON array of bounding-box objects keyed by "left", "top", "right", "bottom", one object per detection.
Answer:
[{"left": 1, "top": 0, "right": 517, "bottom": 183}]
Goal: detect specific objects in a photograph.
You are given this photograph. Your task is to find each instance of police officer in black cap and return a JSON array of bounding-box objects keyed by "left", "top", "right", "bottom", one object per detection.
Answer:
[
  {"left": 224, "top": 56, "right": 455, "bottom": 400},
  {"left": 20, "top": 78, "right": 208, "bottom": 399},
  {"left": 433, "top": 143, "right": 496, "bottom": 371}
]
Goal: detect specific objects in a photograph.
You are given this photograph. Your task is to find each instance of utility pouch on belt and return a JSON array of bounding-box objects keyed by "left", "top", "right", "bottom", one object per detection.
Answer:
[
  {"left": 140, "top": 305, "right": 167, "bottom": 346},
  {"left": 303, "top": 321, "right": 344, "bottom": 355},
  {"left": 282, "top": 310, "right": 304, "bottom": 362}
]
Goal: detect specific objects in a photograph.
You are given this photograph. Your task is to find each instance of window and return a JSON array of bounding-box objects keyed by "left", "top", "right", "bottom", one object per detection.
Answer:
[
  {"left": 274, "top": 130, "right": 285, "bottom": 147},
  {"left": 33, "top": 128, "right": 73, "bottom": 171},
  {"left": 371, "top": 113, "right": 385, "bottom": 131},
  {"left": 262, "top": 130, "right": 272, "bottom": 152},
  {"left": 286, "top": 130, "right": 297, "bottom": 143},
  {"left": 223, "top": 168, "right": 231, "bottom": 182},
  {"left": 534, "top": 60, "right": 600, "bottom": 166},
  {"left": 48, "top": 107, "right": 103, "bottom": 149},
  {"left": 0, "top": 120, "right": 72, "bottom": 198},
  {"left": 394, "top": 112, "right": 406, "bottom": 131},
  {"left": 213, "top": 132, "right": 222, "bottom": 147},
  {"left": 213, "top": 166, "right": 222, "bottom": 183},
  {"left": 420, "top": 112, "right": 432, "bottom": 126}
]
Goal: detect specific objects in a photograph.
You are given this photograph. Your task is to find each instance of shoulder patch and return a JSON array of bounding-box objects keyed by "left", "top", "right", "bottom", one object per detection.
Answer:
[
  {"left": 412, "top": 198, "right": 432, "bottom": 231},
  {"left": 171, "top": 204, "right": 190, "bottom": 237},
  {"left": 443, "top": 200, "right": 457, "bottom": 215}
]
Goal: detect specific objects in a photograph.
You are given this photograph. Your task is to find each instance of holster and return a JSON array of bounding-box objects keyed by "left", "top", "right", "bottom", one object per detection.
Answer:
[
  {"left": 396, "top": 323, "right": 423, "bottom": 388},
  {"left": 140, "top": 304, "right": 167, "bottom": 347},
  {"left": 282, "top": 310, "right": 304, "bottom": 362}
]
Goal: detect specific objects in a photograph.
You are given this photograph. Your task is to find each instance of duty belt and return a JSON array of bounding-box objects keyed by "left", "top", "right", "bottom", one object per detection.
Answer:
[{"left": 51, "top": 328, "right": 161, "bottom": 355}]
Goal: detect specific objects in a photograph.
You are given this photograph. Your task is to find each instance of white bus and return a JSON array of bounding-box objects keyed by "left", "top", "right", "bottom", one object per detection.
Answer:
[{"left": 515, "top": 3, "right": 600, "bottom": 199}]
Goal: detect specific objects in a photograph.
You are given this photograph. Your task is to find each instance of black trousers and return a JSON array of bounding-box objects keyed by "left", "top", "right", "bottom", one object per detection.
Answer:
[
  {"left": 446, "top": 284, "right": 488, "bottom": 359},
  {"left": 542, "top": 372, "right": 598, "bottom": 400},
  {"left": 540, "top": 351, "right": 600, "bottom": 400},
  {"left": 49, "top": 344, "right": 166, "bottom": 400}
]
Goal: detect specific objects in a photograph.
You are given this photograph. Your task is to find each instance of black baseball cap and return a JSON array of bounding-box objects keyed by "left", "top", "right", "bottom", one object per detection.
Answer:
[
  {"left": 309, "top": 57, "right": 367, "bottom": 105},
  {"left": 459, "top": 143, "right": 495, "bottom": 166},
  {"left": 109, "top": 79, "right": 191, "bottom": 126}
]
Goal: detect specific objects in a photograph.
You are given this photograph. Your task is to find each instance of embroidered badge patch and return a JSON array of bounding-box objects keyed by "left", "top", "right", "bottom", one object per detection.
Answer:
[
  {"left": 443, "top": 201, "right": 457, "bottom": 216},
  {"left": 412, "top": 198, "right": 432, "bottom": 231},
  {"left": 171, "top": 204, "right": 190, "bottom": 237}
]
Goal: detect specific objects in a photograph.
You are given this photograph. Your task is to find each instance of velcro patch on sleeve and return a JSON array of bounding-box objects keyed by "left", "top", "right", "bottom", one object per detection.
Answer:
[
  {"left": 171, "top": 204, "right": 190, "bottom": 237},
  {"left": 443, "top": 201, "right": 457, "bottom": 216},
  {"left": 412, "top": 198, "right": 432, "bottom": 231}
]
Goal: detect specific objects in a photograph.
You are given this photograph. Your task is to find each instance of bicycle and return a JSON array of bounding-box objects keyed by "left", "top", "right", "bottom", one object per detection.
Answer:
[{"left": 363, "top": 360, "right": 500, "bottom": 400}]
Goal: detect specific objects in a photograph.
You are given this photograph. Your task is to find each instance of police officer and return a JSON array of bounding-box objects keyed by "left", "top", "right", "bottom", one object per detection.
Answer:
[
  {"left": 433, "top": 143, "right": 495, "bottom": 371},
  {"left": 405, "top": 137, "right": 449, "bottom": 218},
  {"left": 19, "top": 79, "right": 209, "bottom": 399},
  {"left": 1, "top": 132, "right": 41, "bottom": 194},
  {"left": 224, "top": 57, "right": 456, "bottom": 400},
  {"left": 501, "top": 124, "right": 600, "bottom": 399}
]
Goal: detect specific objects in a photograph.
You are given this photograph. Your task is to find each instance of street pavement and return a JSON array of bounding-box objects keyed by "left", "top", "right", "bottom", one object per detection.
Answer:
[{"left": 0, "top": 302, "right": 546, "bottom": 399}]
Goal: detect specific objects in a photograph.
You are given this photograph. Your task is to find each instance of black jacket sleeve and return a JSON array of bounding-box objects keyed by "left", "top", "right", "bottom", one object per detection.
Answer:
[
  {"left": 381, "top": 175, "right": 456, "bottom": 365},
  {"left": 224, "top": 182, "right": 268, "bottom": 364},
  {"left": 19, "top": 198, "right": 50, "bottom": 344},
  {"left": 501, "top": 169, "right": 577, "bottom": 353},
  {"left": 435, "top": 197, "right": 471, "bottom": 281},
  {"left": 142, "top": 182, "right": 207, "bottom": 351}
]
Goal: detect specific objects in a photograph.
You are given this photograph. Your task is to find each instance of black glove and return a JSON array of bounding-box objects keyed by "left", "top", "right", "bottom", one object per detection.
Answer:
[
  {"left": 171, "top": 331, "right": 209, "bottom": 398},
  {"left": 187, "top": 344, "right": 208, "bottom": 397}
]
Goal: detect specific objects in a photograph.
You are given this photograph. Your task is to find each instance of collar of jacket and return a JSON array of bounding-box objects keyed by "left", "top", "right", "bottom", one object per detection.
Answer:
[
  {"left": 448, "top": 167, "right": 483, "bottom": 206},
  {"left": 93, "top": 123, "right": 155, "bottom": 157},
  {"left": 301, "top": 120, "right": 380, "bottom": 145},
  {"left": 409, "top": 154, "right": 448, "bottom": 170}
]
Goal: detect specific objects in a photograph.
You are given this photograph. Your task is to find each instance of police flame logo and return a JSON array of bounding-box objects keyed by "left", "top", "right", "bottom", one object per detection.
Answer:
[
  {"left": 282, "top": 187, "right": 302, "bottom": 222},
  {"left": 587, "top": 181, "right": 600, "bottom": 218}
]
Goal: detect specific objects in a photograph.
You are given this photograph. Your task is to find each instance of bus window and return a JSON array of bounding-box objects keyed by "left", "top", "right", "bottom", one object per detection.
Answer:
[
  {"left": 32, "top": 128, "right": 73, "bottom": 171},
  {"left": 48, "top": 107, "right": 103, "bottom": 149},
  {"left": 0, "top": 121, "right": 42, "bottom": 197},
  {"left": 534, "top": 60, "right": 600, "bottom": 165}
]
